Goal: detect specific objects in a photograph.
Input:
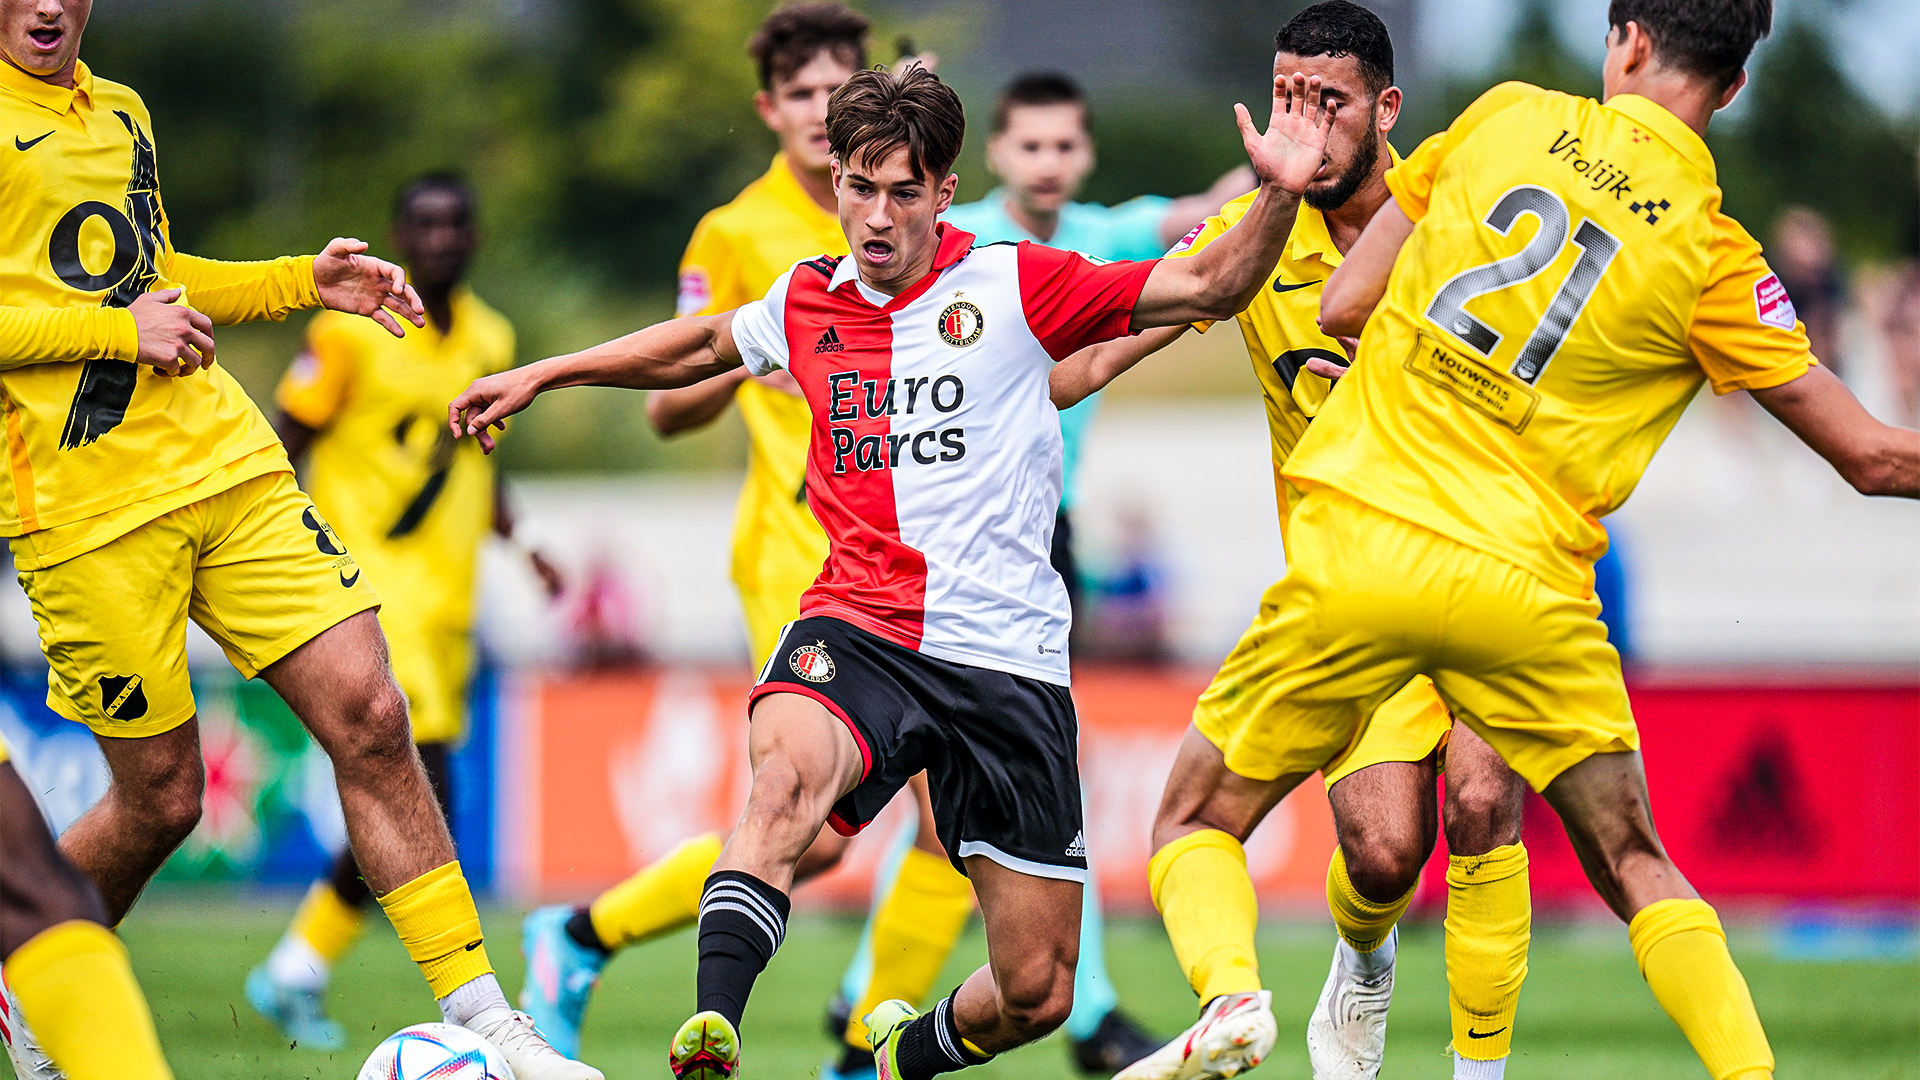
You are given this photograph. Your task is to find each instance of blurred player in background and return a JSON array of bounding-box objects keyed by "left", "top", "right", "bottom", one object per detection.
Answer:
[
  {"left": 1049, "top": 6, "right": 1534, "bottom": 1078},
  {"left": 2, "top": 737, "right": 175, "bottom": 1080},
  {"left": 818, "top": 68, "right": 1256, "bottom": 1076},
  {"left": 1135, "top": 0, "right": 1920, "bottom": 1078},
  {"left": 513, "top": 11, "right": 971, "bottom": 1075},
  {"left": 245, "top": 174, "right": 565, "bottom": 1049},
  {"left": 0, "top": 3, "right": 594, "bottom": 1078}
]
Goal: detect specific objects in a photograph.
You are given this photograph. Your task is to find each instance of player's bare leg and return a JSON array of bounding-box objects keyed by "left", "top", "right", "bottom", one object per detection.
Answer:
[
  {"left": 1116, "top": 727, "right": 1306, "bottom": 1080},
  {"left": 864, "top": 857, "right": 1079, "bottom": 1077},
  {"left": 262, "top": 611, "right": 599, "bottom": 1080},
  {"left": 2, "top": 761, "right": 173, "bottom": 1080},
  {"left": 261, "top": 612, "right": 453, "bottom": 891},
  {"left": 672, "top": 691, "right": 865, "bottom": 1080},
  {"left": 1307, "top": 757, "right": 1436, "bottom": 1080},
  {"left": 1542, "top": 750, "right": 1771, "bottom": 1078},
  {"left": 55, "top": 721, "right": 206, "bottom": 924},
  {"left": 1440, "top": 723, "right": 1528, "bottom": 1080}
]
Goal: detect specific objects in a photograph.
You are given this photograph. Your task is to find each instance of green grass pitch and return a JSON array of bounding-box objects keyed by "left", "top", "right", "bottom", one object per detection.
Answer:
[{"left": 11, "top": 893, "right": 1914, "bottom": 1080}]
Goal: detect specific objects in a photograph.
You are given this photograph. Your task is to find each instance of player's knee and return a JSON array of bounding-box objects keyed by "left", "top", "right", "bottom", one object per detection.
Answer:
[
  {"left": 325, "top": 680, "right": 414, "bottom": 776},
  {"left": 137, "top": 764, "right": 206, "bottom": 844},
  {"left": 1443, "top": 783, "right": 1524, "bottom": 855},
  {"left": 998, "top": 960, "right": 1075, "bottom": 1039},
  {"left": 1344, "top": 835, "right": 1425, "bottom": 901}
]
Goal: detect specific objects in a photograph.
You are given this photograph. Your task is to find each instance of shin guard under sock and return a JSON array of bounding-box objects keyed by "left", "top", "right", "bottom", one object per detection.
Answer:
[{"left": 696, "top": 870, "right": 790, "bottom": 1028}]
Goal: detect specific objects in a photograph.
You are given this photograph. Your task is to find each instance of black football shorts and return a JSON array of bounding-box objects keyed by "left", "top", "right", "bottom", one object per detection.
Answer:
[{"left": 749, "top": 615, "right": 1087, "bottom": 882}]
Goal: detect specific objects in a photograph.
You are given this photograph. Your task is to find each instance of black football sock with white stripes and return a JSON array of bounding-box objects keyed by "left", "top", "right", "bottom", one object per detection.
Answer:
[
  {"left": 893, "top": 993, "right": 993, "bottom": 1080},
  {"left": 695, "top": 870, "right": 791, "bottom": 1028}
]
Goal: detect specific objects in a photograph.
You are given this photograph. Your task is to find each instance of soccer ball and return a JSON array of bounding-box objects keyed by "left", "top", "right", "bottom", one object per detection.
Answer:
[{"left": 357, "top": 1023, "right": 515, "bottom": 1080}]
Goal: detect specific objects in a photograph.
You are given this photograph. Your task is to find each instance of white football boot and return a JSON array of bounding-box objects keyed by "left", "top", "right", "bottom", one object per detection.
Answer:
[
  {"left": 1114, "top": 989, "right": 1277, "bottom": 1080},
  {"left": 467, "top": 1008, "right": 605, "bottom": 1080},
  {"left": 0, "top": 972, "right": 68, "bottom": 1080},
  {"left": 1305, "top": 928, "right": 1397, "bottom": 1080}
]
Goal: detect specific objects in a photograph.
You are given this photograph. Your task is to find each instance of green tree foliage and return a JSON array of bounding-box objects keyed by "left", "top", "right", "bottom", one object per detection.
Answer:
[{"left": 1711, "top": 15, "right": 1919, "bottom": 261}]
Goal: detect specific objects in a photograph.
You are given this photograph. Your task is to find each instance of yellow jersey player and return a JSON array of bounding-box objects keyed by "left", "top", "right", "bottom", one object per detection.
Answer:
[
  {"left": 0, "top": 4, "right": 595, "bottom": 1078},
  {"left": 1, "top": 734, "right": 175, "bottom": 1080},
  {"left": 1052, "top": 6, "right": 1531, "bottom": 1079},
  {"left": 245, "top": 174, "right": 564, "bottom": 1049},
  {"left": 514, "top": 9, "right": 970, "bottom": 1073},
  {"left": 1139, "top": 2, "right": 1920, "bottom": 1079}
]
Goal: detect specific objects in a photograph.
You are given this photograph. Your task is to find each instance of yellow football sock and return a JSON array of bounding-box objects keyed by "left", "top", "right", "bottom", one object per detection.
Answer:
[
  {"left": 378, "top": 861, "right": 492, "bottom": 998},
  {"left": 292, "top": 879, "right": 367, "bottom": 963},
  {"left": 1325, "top": 846, "right": 1414, "bottom": 953},
  {"left": 3, "top": 921, "right": 173, "bottom": 1080},
  {"left": 1149, "top": 829, "right": 1262, "bottom": 1003},
  {"left": 1629, "top": 899, "right": 1773, "bottom": 1080},
  {"left": 1445, "top": 843, "right": 1531, "bottom": 1061},
  {"left": 587, "top": 832, "right": 724, "bottom": 950},
  {"left": 845, "top": 847, "right": 975, "bottom": 1048}
]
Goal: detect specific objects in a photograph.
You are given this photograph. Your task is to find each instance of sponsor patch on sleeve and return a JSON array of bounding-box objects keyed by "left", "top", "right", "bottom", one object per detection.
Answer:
[
  {"left": 287, "top": 350, "right": 321, "bottom": 386},
  {"left": 1753, "top": 272, "right": 1797, "bottom": 331},
  {"left": 1165, "top": 223, "right": 1205, "bottom": 256},
  {"left": 676, "top": 267, "right": 712, "bottom": 317}
]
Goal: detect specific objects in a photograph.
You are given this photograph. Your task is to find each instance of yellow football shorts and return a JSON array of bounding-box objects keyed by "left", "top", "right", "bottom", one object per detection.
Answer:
[
  {"left": 1195, "top": 606, "right": 1454, "bottom": 788},
  {"left": 1204, "top": 486, "right": 1636, "bottom": 792},
  {"left": 381, "top": 615, "right": 473, "bottom": 745},
  {"left": 16, "top": 471, "right": 380, "bottom": 739}
]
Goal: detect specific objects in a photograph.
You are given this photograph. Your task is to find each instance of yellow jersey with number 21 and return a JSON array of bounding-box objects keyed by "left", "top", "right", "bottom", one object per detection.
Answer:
[{"left": 1285, "top": 83, "right": 1814, "bottom": 599}]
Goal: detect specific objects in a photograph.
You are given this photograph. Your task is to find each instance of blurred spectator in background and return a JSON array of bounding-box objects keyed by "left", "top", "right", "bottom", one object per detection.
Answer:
[
  {"left": 1874, "top": 260, "right": 1920, "bottom": 427},
  {"left": 568, "top": 545, "right": 648, "bottom": 669},
  {"left": 1085, "top": 507, "right": 1172, "bottom": 663},
  {"left": 1771, "top": 206, "right": 1846, "bottom": 376}
]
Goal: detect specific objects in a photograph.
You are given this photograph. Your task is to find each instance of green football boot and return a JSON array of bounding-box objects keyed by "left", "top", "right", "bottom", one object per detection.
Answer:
[
  {"left": 669, "top": 1010, "right": 740, "bottom": 1080},
  {"left": 864, "top": 999, "right": 920, "bottom": 1080}
]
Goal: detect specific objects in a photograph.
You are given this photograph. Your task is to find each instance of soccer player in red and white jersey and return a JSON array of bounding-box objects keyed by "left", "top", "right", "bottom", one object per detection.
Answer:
[{"left": 450, "top": 64, "right": 1332, "bottom": 1080}]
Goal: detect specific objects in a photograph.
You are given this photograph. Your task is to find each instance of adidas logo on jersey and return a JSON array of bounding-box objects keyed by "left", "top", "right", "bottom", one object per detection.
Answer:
[
  {"left": 814, "top": 326, "right": 845, "bottom": 353},
  {"left": 1065, "top": 831, "right": 1086, "bottom": 858}
]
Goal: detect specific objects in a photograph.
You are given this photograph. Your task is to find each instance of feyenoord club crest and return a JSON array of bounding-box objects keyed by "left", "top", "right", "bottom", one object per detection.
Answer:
[
  {"left": 789, "top": 642, "right": 836, "bottom": 683},
  {"left": 938, "top": 301, "right": 984, "bottom": 347}
]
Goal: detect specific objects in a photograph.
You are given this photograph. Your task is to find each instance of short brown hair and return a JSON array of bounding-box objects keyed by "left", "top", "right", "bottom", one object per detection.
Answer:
[
  {"left": 991, "top": 72, "right": 1090, "bottom": 135},
  {"left": 826, "top": 66, "right": 966, "bottom": 181},
  {"left": 747, "top": 2, "right": 870, "bottom": 91}
]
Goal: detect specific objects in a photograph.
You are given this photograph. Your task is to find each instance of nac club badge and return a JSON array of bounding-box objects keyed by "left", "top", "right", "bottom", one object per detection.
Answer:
[{"left": 789, "top": 642, "right": 836, "bottom": 683}]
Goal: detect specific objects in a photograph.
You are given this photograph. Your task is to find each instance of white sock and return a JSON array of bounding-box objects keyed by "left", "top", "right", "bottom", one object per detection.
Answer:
[
  {"left": 266, "top": 932, "right": 330, "bottom": 992},
  {"left": 1339, "top": 927, "right": 1397, "bottom": 982},
  {"left": 1454, "top": 1053, "right": 1507, "bottom": 1079},
  {"left": 438, "top": 972, "right": 514, "bottom": 1030}
]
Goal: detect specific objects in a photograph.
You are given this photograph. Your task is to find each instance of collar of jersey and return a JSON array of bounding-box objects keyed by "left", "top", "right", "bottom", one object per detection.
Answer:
[
  {"left": 763, "top": 152, "right": 838, "bottom": 228},
  {"left": 0, "top": 57, "right": 93, "bottom": 115},
  {"left": 1601, "top": 93, "right": 1714, "bottom": 183},
  {"left": 827, "top": 222, "right": 977, "bottom": 310}
]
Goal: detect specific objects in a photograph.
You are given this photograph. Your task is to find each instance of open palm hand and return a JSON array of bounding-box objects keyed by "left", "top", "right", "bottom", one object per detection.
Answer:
[
  {"left": 314, "top": 237, "right": 426, "bottom": 338},
  {"left": 1236, "top": 72, "right": 1336, "bottom": 198}
]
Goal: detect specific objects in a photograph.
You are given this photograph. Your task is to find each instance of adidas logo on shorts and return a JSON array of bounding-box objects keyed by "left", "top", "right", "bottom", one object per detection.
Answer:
[{"left": 1065, "top": 830, "right": 1086, "bottom": 858}]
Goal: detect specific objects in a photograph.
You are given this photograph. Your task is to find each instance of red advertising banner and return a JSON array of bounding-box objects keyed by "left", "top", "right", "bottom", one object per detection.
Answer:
[{"left": 506, "top": 669, "right": 1918, "bottom": 911}]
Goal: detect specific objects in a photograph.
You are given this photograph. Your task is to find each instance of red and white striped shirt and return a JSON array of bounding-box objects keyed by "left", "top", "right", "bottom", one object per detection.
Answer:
[{"left": 732, "top": 224, "right": 1158, "bottom": 684}]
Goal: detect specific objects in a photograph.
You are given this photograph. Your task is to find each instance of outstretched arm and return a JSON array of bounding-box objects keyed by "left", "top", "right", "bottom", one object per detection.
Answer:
[
  {"left": 450, "top": 311, "right": 743, "bottom": 453},
  {"left": 1051, "top": 325, "right": 1188, "bottom": 409},
  {"left": 1319, "top": 199, "right": 1414, "bottom": 338},
  {"left": 1130, "top": 73, "right": 1335, "bottom": 329},
  {"left": 1750, "top": 365, "right": 1920, "bottom": 497},
  {"left": 648, "top": 367, "right": 753, "bottom": 436}
]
